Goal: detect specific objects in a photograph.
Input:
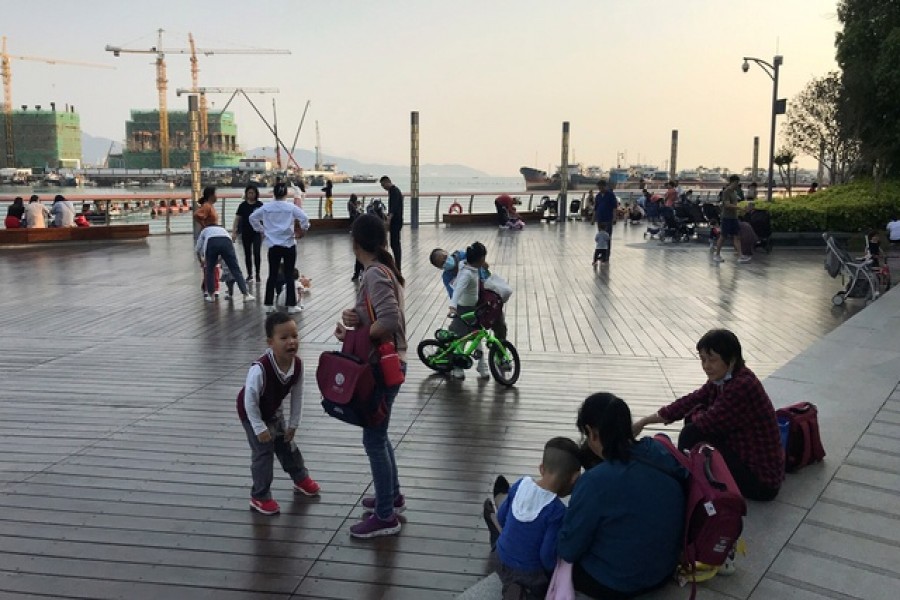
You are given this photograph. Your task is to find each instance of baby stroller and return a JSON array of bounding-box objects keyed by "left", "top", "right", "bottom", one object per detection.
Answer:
[
  {"left": 823, "top": 233, "right": 882, "bottom": 306},
  {"left": 534, "top": 195, "right": 558, "bottom": 221},
  {"left": 567, "top": 198, "right": 583, "bottom": 221},
  {"left": 658, "top": 206, "right": 694, "bottom": 242},
  {"left": 746, "top": 209, "right": 774, "bottom": 253},
  {"left": 701, "top": 202, "right": 721, "bottom": 226}
]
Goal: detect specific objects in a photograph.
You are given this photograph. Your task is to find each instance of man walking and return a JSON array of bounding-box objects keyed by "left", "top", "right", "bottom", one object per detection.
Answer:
[
  {"left": 381, "top": 176, "right": 404, "bottom": 272},
  {"left": 714, "top": 175, "right": 749, "bottom": 263},
  {"left": 592, "top": 180, "right": 619, "bottom": 260}
]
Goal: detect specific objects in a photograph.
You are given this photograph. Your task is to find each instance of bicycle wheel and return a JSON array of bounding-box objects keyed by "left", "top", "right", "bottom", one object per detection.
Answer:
[
  {"left": 417, "top": 339, "right": 453, "bottom": 373},
  {"left": 488, "top": 339, "right": 520, "bottom": 386}
]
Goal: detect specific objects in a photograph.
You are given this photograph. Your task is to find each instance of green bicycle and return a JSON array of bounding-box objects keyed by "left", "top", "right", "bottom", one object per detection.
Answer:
[{"left": 417, "top": 310, "right": 521, "bottom": 386}]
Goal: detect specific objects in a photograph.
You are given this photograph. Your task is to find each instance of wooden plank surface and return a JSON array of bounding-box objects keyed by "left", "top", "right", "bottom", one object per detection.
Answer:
[{"left": 0, "top": 221, "right": 864, "bottom": 598}]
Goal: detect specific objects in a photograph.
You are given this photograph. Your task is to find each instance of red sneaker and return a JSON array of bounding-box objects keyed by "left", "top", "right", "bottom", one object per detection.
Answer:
[
  {"left": 293, "top": 476, "right": 321, "bottom": 496},
  {"left": 249, "top": 498, "right": 280, "bottom": 515}
]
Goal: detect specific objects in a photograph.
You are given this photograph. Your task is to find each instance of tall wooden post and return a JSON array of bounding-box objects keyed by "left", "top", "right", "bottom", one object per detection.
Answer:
[
  {"left": 410, "top": 111, "right": 419, "bottom": 229},
  {"left": 559, "top": 121, "right": 570, "bottom": 221},
  {"left": 752, "top": 136, "right": 760, "bottom": 182},
  {"left": 669, "top": 130, "right": 678, "bottom": 180},
  {"left": 189, "top": 95, "right": 201, "bottom": 239}
]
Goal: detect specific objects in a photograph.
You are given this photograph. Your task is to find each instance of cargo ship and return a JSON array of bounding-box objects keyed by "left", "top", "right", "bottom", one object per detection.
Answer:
[{"left": 519, "top": 164, "right": 600, "bottom": 191}]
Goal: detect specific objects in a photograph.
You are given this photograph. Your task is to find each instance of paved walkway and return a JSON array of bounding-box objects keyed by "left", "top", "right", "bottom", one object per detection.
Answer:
[{"left": 0, "top": 221, "right": 895, "bottom": 599}]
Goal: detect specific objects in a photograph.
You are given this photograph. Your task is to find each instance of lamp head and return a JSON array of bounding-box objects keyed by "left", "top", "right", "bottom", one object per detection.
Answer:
[{"left": 741, "top": 60, "right": 750, "bottom": 73}]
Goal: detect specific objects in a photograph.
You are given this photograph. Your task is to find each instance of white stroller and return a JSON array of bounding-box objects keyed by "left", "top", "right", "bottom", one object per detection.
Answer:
[{"left": 823, "top": 233, "right": 881, "bottom": 306}]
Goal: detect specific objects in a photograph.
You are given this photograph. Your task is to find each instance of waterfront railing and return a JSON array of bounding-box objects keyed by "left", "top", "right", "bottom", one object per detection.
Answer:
[{"left": 1, "top": 188, "right": 778, "bottom": 236}]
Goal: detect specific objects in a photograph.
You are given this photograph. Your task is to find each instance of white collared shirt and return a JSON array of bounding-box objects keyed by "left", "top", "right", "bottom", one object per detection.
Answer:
[{"left": 250, "top": 199, "right": 310, "bottom": 247}]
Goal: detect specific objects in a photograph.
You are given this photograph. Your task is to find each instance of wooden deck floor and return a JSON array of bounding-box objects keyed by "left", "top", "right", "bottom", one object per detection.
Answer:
[{"left": 0, "top": 222, "right": 864, "bottom": 599}]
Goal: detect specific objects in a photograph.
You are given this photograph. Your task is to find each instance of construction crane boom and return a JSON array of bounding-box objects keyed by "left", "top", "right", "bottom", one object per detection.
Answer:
[
  {"left": 2, "top": 35, "right": 114, "bottom": 167},
  {"left": 105, "top": 29, "right": 289, "bottom": 168}
]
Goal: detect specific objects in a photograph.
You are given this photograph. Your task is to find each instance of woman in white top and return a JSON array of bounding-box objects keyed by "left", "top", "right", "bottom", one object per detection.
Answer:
[{"left": 250, "top": 182, "right": 311, "bottom": 314}]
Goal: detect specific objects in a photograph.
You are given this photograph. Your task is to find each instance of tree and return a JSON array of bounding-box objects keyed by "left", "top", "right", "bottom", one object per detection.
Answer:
[
  {"left": 783, "top": 72, "right": 860, "bottom": 185},
  {"left": 774, "top": 148, "right": 797, "bottom": 197},
  {"left": 836, "top": 0, "right": 900, "bottom": 189}
]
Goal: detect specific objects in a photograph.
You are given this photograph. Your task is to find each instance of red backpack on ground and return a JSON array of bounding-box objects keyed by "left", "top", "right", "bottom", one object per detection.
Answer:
[
  {"left": 776, "top": 402, "right": 826, "bottom": 472},
  {"left": 652, "top": 434, "right": 747, "bottom": 597}
]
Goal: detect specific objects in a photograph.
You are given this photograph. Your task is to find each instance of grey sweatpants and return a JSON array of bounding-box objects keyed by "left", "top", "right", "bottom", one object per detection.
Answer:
[{"left": 241, "top": 413, "right": 308, "bottom": 500}]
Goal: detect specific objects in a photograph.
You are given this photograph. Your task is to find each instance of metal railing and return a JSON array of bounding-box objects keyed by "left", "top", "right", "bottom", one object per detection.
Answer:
[{"left": 2, "top": 187, "right": 796, "bottom": 236}]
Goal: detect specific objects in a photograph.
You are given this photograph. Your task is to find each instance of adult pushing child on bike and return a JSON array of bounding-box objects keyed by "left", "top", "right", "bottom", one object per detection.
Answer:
[{"left": 422, "top": 242, "right": 518, "bottom": 384}]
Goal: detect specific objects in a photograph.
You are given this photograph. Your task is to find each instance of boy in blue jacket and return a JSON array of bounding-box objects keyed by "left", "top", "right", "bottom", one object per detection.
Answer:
[{"left": 492, "top": 437, "right": 582, "bottom": 599}]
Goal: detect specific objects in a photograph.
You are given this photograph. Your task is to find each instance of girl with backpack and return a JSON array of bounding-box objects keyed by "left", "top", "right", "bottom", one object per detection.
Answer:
[{"left": 334, "top": 214, "right": 407, "bottom": 538}]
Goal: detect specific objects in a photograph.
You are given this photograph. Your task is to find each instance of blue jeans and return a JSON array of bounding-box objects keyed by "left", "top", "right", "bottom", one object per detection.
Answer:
[
  {"left": 205, "top": 237, "right": 248, "bottom": 296},
  {"left": 362, "top": 367, "right": 405, "bottom": 520}
]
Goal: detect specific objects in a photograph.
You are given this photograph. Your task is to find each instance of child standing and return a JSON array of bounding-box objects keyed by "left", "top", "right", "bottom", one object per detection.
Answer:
[
  {"left": 593, "top": 229, "right": 610, "bottom": 265},
  {"left": 487, "top": 437, "right": 582, "bottom": 599},
  {"left": 237, "top": 312, "right": 321, "bottom": 515}
]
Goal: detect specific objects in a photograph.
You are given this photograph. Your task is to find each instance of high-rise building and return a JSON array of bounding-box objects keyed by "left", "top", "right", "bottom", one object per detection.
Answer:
[
  {"left": 123, "top": 109, "right": 242, "bottom": 169},
  {"left": 0, "top": 104, "right": 82, "bottom": 169}
]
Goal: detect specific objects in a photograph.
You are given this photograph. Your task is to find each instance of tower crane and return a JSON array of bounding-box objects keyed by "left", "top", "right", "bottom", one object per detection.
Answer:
[
  {"left": 105, "top": 29, "right": 289, "bottom": 168},
  {"left": 1, "top": 36, "right": 114, "bottom": 167}
]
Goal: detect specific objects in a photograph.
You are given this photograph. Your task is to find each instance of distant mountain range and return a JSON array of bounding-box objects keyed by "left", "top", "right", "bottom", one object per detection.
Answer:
[
  {"left": 79, "top": 133, "right": 489, "bottom": 177},
  {"left": 245, "top": 146, "right": 490, "bottom": 178}
]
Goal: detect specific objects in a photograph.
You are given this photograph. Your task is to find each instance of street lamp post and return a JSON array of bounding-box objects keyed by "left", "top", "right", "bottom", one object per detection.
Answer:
[{"left": 742, "top": 55, "right": 784, "bottom": 201}]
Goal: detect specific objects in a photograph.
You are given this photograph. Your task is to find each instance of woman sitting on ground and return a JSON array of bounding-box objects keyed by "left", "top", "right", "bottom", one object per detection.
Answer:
[
  {"left": 557, "top": 393, "right": 686, "bottom": 599},
  {"left": 632, "top": 328, "right": 785, "bottom": 501}
]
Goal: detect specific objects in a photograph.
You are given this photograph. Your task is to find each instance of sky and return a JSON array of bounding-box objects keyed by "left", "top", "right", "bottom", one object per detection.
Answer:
[{"left": 5, "top": 0, "right": 842, "bottom": 176}]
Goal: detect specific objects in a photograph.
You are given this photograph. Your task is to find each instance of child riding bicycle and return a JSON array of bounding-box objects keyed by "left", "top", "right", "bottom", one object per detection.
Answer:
[{"left": 448, "top": 242, "right": 489, "bottom": 379}]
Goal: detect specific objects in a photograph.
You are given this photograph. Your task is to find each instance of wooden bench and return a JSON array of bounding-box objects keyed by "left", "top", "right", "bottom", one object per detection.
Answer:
[
  {"left": 306, "top": 217, "right": 351, "bottom": 232},
  {"left": 442, "top": 212, "right": 544, "bottom": 226},
  {"left": 0, "top": 224, "right": 150, "bottom": 245}
]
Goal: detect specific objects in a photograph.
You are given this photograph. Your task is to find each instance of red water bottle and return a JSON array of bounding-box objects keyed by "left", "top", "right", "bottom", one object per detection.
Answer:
[{"left": 378, "top": 342, "right": 405, "bottom": 387}]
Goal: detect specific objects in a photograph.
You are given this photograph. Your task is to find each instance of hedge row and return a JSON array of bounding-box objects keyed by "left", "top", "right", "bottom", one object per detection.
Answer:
[{"left": 739, "top": 180, "right": 900, "bottom": 233}]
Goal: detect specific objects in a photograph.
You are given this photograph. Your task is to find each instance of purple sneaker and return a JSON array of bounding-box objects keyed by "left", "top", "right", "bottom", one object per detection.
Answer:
[
  {"left": 349, "top": 513, "right": 401, "bottom": 538},
  {"left": 361, "top": 494, "right": 406, "bottom": 514}
]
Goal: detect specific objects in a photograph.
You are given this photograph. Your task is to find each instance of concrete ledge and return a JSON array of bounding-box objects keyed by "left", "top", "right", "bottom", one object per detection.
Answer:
[{"left": 0, "top": 224, "right": 150, "bottom": 244}]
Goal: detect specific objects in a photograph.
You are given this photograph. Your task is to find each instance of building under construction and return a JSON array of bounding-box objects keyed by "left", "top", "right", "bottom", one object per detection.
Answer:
[
  {"left": 122, "top": 109, "right": 242, "bottom": 169},
  {"left": 0, "top": 104, "right": 82, "bottom": 169}
]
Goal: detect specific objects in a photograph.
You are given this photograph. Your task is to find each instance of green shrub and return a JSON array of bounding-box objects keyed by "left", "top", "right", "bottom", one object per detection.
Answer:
[{"left": 739, "top": 180, "right": 900, "bottom": 232}]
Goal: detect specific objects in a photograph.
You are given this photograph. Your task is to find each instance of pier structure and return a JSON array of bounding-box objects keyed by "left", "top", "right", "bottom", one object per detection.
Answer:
[{"left": 1, "top": 223, "right": 897, "bottom": 599}]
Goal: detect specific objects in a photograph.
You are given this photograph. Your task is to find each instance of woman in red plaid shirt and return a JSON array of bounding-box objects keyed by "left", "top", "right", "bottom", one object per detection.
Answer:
[{"left": 633, "top": 329, "right": 785, "bottom": 500}]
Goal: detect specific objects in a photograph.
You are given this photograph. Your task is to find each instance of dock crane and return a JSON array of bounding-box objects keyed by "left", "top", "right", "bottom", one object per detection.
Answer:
[
  {"left": 1, "top": 36, "right": 114, "bottom": 167},
  {"left": 105, "top": 29, "right": 289, "bottom": 168}
]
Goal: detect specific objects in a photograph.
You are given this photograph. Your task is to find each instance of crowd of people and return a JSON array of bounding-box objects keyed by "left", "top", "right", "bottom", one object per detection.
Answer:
[{"left": 4, "top": 175, "right": 840, "bottom": 598}]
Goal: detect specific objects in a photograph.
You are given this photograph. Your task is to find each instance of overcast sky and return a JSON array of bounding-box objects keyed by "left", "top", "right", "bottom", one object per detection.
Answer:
[{"left": 7, "top": 0, "right": 840, "bottom": 175}]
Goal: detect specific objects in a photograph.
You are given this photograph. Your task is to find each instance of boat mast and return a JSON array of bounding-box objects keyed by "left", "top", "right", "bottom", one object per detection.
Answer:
[{"left": 314, "top": 121, "right": 321, "bottom": 171}]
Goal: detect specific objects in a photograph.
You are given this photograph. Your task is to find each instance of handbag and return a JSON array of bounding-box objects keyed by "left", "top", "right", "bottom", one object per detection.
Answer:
[
  {"left": 317, "top": 325, "right": 388, "bottom": 427},
  {"left": 317, "top": 270, "right": 397, "bottom": 427},
  {"left": 545, "top": 560, "right": 575, "bottom": 600}
]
